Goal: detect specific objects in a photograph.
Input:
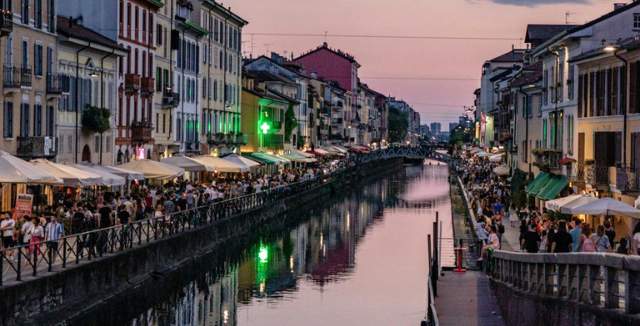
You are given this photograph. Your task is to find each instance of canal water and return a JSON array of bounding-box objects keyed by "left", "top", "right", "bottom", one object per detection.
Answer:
[{"left": 77, "top": 163, "right": 452, "bottom": 326}]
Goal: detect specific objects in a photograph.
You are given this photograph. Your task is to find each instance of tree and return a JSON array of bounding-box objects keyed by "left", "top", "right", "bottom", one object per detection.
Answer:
[
  {"left": 82, "top": 106, "right": 111, "bottom": 164},
  {"left": 388, "top": 107, "right": 408, "bottom": 143},
  {"left": 284, "top": 104, "right": 298, "bottom": 142}
]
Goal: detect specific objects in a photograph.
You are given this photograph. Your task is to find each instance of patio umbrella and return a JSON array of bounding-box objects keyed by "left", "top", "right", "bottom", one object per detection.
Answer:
[
  {"left": 489, "top": 153, "right": 504, "bottom": 163},
  {"left": 191, "top": 155, "right": 249, "bottom": 173},
  {"left": 31, "top": 159, "right": 103, "bottom": 187},
  {"left": 545, "top": 194, "right": 591, "bottom": 212},
  {"left": 73, "top": 164, "right": 126, "bottom": 187},
  {"left": 568, "top": 197, "right": 640, "bottom": 219},
  {"left": 492, "top": 165, "right": 510, "bottom": 176},
  {"left": 222, "top": 154, "right": 261, "bottom": 171},
  {"left": 118, "top": 159, "right": 185, "bottom": 180},
  {"left": 161, "top": 156, "right": 211, "bottom": 172},
  {"left": 0, "top": 151, "right": 61, "bottom": 184},
  {"left": 101, "top": 165, "right": 145, "bottom": 181}
]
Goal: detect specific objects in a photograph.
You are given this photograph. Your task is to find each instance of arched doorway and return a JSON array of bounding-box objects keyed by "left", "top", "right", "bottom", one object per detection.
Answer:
[{"left": 81, "top": 145, "right": 91, "bottom": 163}]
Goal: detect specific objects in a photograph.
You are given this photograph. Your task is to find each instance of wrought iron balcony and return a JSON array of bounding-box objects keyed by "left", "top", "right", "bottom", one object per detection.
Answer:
[
  {"left": 161, "top": 91, "right": 180, "bottom": 108},
  {"left": 125, "top": 73, "right": 141, "bottom": 94},
  {"left": 46, "top": 73, "right": 69, "bottom": 94},
  {"left": 130, "top": 120, "right": 153, "bottom": 144},
  {"left": 16, "top": 136, "right": 57, "bottom": 159},
  {"left": 3, "top": 66, "right": 32, "bottom": 89},
  {"left": 532, "top": 148, "right": 562, "bottom": 173},
  {"left": 0, "top": 10, "right": 13, "bottom": 36},
  {"left": 141, "top": 77, "right": 155, "bottom": 95}
]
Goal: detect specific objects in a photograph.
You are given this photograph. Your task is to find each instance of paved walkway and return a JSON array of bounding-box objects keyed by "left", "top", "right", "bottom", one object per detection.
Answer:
[{"left": 434, "top": 271, "right": 505, "bottom": 326}]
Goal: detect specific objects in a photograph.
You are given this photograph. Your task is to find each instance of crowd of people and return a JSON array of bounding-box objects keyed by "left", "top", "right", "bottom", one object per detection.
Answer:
[
  {"left": 0, "top": 157, "right": 354, "bottom": 256},
  {"left": 453, "top": 148, "right": 640, "bottom": 260}
]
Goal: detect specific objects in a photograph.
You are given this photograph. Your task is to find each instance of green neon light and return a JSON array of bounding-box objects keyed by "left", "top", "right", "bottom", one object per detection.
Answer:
[
  {"left": 258, "top": 245, "right": 269, "bottom": 263},
  {"left": 260, "top": 122, "right": 270, "bottom": 135}
]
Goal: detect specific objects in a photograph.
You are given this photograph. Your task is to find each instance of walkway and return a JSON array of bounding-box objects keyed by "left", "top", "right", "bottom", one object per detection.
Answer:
[{"left": 434, "top": 272, "right": 505, "bottom": 326}]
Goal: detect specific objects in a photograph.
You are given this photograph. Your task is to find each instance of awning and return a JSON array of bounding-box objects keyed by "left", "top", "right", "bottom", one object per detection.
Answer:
[
  {"left": 526, "top": 172, "right": 551, "bottom": 196},
  {"left": 247, "top": 152, "right": 291, "bottom": 165},
  {"left": 73, "top": 164, "right": 126, "bottom": 186},
  {"left": 489, "top": 153, "right": 504, "bottom": 163},
  {"left": 191, "top": 155, "right": 249, "bottom": 173},
  {"left": 332, "top": 145, "right": 349, "bottom": 154},
  {"left": 281, "top": 151, "right": 317, "bottom": 163},
  {"left": 568, "top": 197, "right": 640, "bottom": 219},
  {"left": 117, "top": 159, "right": 185, "bottom": 180},
  {"left": 537, "top": 175, "right": 568, "bottom": 201},
  {"left": 31, "top": 159, "right": 103, "bottom": 187},
  {"left": 308, "top": 148, "right": 329, "bottom": 156},
  {"left": 0, "top": 151, "right": 61, "bottom": 184},
  {"left": 161, "top": 156, "right": 211, "bottom": 172}
]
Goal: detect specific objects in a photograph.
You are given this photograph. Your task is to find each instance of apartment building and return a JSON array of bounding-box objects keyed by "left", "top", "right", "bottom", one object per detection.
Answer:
[{"left": 0, "top": 0, "right": 59, "bottom": 160}]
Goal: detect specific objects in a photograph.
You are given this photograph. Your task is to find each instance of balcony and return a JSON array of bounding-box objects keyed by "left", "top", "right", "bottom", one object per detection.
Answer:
[
  {"left": 130, "top": 120, "right": 153, "bottom": 144},
  {"left": 161, "top": 91, "right": 180, "bottom": 108},
  {"left": 207, "top": 133, "right": 247, "bottom": 146},
  {"left": 46, "top": 73, "right": 69, "bottom": 94},
  {"left": 125, "top": 73, "right": 141, "bottom": 94},
  {"left": 532, "top": 148, "right": 562, "bottom": 173},
  {"left": 141, "top": 77, "right": 155, "bottom": 96},
  {"left": 16, "top": 136, "right": 57, "bottom": 159},
  {"left": 0, "top": 10, "right": 13, "bottom": 36},
  {"left": 3, "top": 66, "right": 32, "bottom": 89}
]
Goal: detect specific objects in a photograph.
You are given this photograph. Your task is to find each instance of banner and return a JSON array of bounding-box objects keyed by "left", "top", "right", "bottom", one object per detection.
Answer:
[{"left": 13, "top": 194, "right": 33, "bottom": 221}]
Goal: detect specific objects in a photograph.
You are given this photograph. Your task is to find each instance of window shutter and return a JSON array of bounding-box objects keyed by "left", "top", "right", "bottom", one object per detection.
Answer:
[{"left": 630, "top": 62, "right": 637, "bottom": 114}]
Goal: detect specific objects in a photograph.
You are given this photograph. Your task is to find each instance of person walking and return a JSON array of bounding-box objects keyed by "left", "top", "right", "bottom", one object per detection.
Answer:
[
  {"left": 592, "top": 225, "right": 611, "bottom": 253},
  {"left": 29, "top": 218, "right": 44, "bottom": 257},
  {"left": 580, "top": 224, "right": 596, "bottom": 252},
  {"left": 551, "top": 221, "right": 572, "bottom": 253},
  {"left": 570, "top": 218, "right": 583, "bottom": 252},
  {"left": 45, "top": 216, "right": 64, "bottom": 264},
  {"left": 1, "top": 213, "right": 15, "bottom": 250},
  {"left": 523, "top": 223, "right": 541, "bottom": 253}
]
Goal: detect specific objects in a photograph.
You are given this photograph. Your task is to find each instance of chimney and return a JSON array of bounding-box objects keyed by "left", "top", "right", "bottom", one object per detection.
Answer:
[{"left": 614, "top": 3, "right": 626, "bottom": 10}]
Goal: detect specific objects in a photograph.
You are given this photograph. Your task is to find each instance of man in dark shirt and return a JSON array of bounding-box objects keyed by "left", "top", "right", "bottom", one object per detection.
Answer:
[
  {"left": 552, "top": 221, "right": 573, "bottom": 253},
  {"left": 524, "top": 224, "right": 541, "bottom": 253},
  {"left": 99, "top": 205, "right": 112, "bottom": 228},
  {"left": 117, "top": 205, "right": 130, "bottom": 225}
]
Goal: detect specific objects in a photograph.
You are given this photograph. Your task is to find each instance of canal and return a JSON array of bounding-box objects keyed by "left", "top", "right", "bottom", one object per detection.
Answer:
[{"left": 70, "top": 162, "right": 452, "bottom": 326}]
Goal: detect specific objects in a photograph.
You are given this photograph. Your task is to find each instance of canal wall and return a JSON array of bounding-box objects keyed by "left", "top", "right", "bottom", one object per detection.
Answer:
[{"left": 0, "top": 158, "right": 406, "bottom": 326}]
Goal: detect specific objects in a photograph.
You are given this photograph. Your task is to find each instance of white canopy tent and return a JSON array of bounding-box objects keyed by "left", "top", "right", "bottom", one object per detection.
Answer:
[
  {"left": 31, "top": 160, "right": 102, "bottom": 187},
  {"left": 568, "top": 198, "right": 640, "bottom": 219},
  {"left": 0, "top": 151, "right": 61, "bottom": 184},
  {"left": 73, "top": 164, "right": 126, "bottom": 187},
  {"left": 161, "top": 156, "right": 211, "bottom": 172},
  {"left": 489, "top": 154, "right": 505, "bottom": 163},
  {"left": 117, "top": 159, "right": 185, "bottom": 180},
  {"left": 191, "top": 155, "right": 249, "bottom": 173}
]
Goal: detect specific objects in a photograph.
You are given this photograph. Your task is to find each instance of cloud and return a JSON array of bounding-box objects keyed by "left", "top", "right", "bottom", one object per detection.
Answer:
[{"left": 470, "top": 0, "right": 592, "bottom": 7}]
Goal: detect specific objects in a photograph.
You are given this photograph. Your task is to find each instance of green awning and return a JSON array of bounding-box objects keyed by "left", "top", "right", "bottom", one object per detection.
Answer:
[
  {"left": 244, "top": 153, "right": 275, "bottom": 165},
  {"left": 526, "top": 172, "right": 550, "bottom": 196},
  {"left": 537, "top": 175, "right": 568, "bottom": 201}
]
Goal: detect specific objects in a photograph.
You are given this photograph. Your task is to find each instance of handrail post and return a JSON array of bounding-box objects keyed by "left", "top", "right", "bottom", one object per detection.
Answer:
[
  {"left": 16, "top": 248, "right": 21, "bottom": 281},
  {"left": 626, "top": 270, "right": 640, "bottom": 313}
]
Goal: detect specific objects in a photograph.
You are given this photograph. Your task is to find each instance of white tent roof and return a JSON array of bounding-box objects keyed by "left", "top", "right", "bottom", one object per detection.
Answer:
[
  {"left": 31, "top": 159, "right": 102, "bottom": 187},
  {"left": 489, "top": 153, "right": 505, "bottom": 162},
  {"left": 117, "top": 159, "right": 185, "bottom": 180},
  {"left": 222, "top": 154, "right": 261, "bottom": 170},
  {"left": 492, "top": 165, "right": 509, "bottom": 176},
  {"left": 0, "top": 151, "right": 61, "bottom": 184},
  {"left": 161, "top": 156, "right": 211, "bottom": 172},
  {"left": 191, "top": 155, "right": 249, "bottom": 173},
  {"left": 100, "top": 165, "right": 145, "bottom": 181},
  {"left": 73, "top": 164, "right": 126, "bottom": 186},
  {"left": 545, "top": 194, "right": 589, "bottom": 212},
  {"left": 569, "top": 197, "right": 640, "bottom": 219}
]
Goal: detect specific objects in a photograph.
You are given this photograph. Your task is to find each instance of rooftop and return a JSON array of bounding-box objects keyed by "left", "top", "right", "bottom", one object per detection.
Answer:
[{"left": 57, "top": 16, "right": 125, "bottom": 51}]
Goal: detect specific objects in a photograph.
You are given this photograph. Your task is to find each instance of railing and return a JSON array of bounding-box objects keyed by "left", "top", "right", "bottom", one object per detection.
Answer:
[
  {"left": 488, "top": 251, "right": 640, "bottom": 314},
  {"left": 0, "top": 146, "right": 430, "bottom": 285},
  {"left": 46, "top": 73, "right": 69, "bottom": 94},
  {"left": 141, "top": 77, "right": 155, "bottom": 95},
  {"left": 3, "top": 65, "right": 19, "bottom": 88},
  {"left": 125, "top": 73, "right": 141, "bottom": 93},
  {"left": 16, "top": 136, "right": 57, "bottom": 159},
  {"left": 161, "top": 91, "right": 180, "bottom": 108},
  {"left": 20, "top": 67, "right": 32, "bottom": 87},
  {"left": 130, "top": 120, "right": 153, "bottom": 144}
]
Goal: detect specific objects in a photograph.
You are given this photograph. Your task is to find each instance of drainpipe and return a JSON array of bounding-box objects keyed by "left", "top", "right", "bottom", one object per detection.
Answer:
[
  {"left": 613, "top": 50, "right": 629, "bottom": 169},
  {"left": 75, "top": 42, "right": 91, "bottom": 164},
  {"left": 518, "top": 87, "right": 531, "bottom": 176},
  {"left": 99, "top": 49, "right": 116, "bottom": 165}
]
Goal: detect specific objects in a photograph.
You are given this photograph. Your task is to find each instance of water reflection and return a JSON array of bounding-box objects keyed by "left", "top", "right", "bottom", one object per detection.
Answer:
[{"left": 120, "top": 164, "right": 450, "bottom": 326}]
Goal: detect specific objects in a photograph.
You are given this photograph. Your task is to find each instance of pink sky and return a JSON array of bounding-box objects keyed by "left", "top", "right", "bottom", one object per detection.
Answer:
[{"left": 224, "top": 0, "right": 620, "bottom": 128}]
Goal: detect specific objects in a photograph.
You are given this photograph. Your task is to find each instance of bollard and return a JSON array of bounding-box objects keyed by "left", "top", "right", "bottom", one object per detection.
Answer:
[{"left": 454, "top": 239, "right": 466, "bottom": 273}]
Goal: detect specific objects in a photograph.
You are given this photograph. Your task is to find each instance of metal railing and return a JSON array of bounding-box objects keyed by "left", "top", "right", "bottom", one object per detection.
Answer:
[
  {"left": 0, "top": 176, "right": 328, "bottom": 285},
  {"left": 0, "top": 146, "right": 430, "bottom": 285},
  {"left": 488, "top": 251, "right": 640, "bottom": 314}
]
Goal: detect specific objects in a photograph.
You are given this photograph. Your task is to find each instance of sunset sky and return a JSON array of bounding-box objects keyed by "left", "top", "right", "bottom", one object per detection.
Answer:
[{"left": 225, "top": 0, "right": 621, "bottom": 129}]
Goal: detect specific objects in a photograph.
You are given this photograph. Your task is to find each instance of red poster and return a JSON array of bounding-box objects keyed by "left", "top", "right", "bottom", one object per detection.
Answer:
[{"left": 13, "top": 194, "right": 33, "bottom": 221}]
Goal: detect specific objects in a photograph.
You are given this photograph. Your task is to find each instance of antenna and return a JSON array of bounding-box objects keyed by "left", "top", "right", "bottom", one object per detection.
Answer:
[
  {"left": 565, "top": 12, "right": 576, "bottom": 25},
  {"left": 323, "top": 31, "right": 328, "bottom": 43}
]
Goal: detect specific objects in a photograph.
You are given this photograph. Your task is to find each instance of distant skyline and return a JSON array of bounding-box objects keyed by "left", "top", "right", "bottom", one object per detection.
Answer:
[{"left": 224, "top": 0, "right": 620, "bottom": 124}]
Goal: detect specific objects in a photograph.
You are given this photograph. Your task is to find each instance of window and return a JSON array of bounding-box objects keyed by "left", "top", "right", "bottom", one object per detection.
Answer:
[
  {"left": 46, "top": 105, "right": 53, "bottom": 136},
  {"left": 21, "top": 40, "right": 28, "bottom": 69},
  {"left": 47, "top": 0, "right": 55, "bottom": 33},
  {"left": 105, "top": 136, "right": 111, "bottom": 153},
  {"left": 142, "top": 9, "right": 146, "bottom": 44},
  {"left": 46, "top": 46, "right": 53, "bottom": 75},
  {"left": 134, "top": 6, "right": 139, "bottom": 41},
  {"left": 635, "top": 13, "right": 640, "bottom": 30},
  {"left": 21, "top": 0, "right": 28, "bottom": 24},
  {"left": 33, "top": 44, "right": 42, "bottom": 76},
  {"left": 156, "top": 24, "right": 163, "bottom": 46},
  {"left": 3, "top": 102, "right": 13, "bottom": 138},
  {"left": 119, "top": 0, "right": 124, "bottom": 36},
  {"left": 568, "top": 64, "right": 575, "bottom": 101},
  {"left": 34, "top": 0, "right": 42, "bottom": 28},
  {"left": 542, "top": 119, "right": 548, "bottom": 148},
  {"left": 33, "top": 104, "right": 41, "bottom": 136},
  {"left": 95, "top": 135, "right": 100, "bottom": 153},
  {"left": 126, "top": 3, "right": 131, "bottom": 38},
  {"left": 20, "top": 103, "right": 29, "bottom": 137},
  {"left": 156, "top": 67, "right": 162, "bottom": 91}
]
